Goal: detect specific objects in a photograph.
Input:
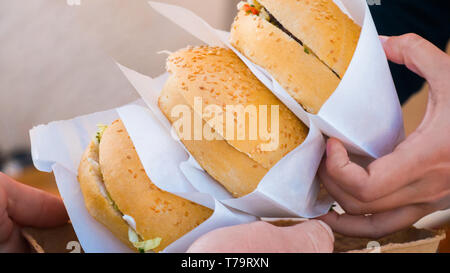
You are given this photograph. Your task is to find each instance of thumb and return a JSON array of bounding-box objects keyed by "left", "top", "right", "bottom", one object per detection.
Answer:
[
  {"left": 283, "top": 220, "right": 334, "bottom": 253},
  {"left": 380, "top": 34, "right": 450, "bottom": 85},
  {"left": 187, "top": 221, "right": 334, "bottom": 253}
]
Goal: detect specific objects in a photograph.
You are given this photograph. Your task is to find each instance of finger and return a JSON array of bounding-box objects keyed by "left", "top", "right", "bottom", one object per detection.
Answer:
[
  {"left": 0, "top": 184, "right": 14, "bottom": 243},
  {"left": 318, "top": 205, "right": 430, "bottom": 239},
  {"left": 0, "top": 183, "right": 29, "bottom": 253},
  {"left": 324, "top": 138, "right": 369, "bottom": 190},
  {"left": 0, "top": 223, "right": 29, "bottom": 253},
  {"left": 187, "top": 221, "right": 334, "bottom": 253},
  {"left": 320, "top": 166, "right": 430, "bottom": 215},
  {"left": 283, "top": 220, "right": 335, "bottom": 253},
  {"left": 381, "top": 34, "right": 450, "bottom": 84},
  {"left": 187, "top": 222, "right": 272, "bottom": 253},
  {"left": 0, "top": 173, "right": 68, "bottom": 227},
  {"left": 324, "top": 138, "right": 422, "bottom": 202}
]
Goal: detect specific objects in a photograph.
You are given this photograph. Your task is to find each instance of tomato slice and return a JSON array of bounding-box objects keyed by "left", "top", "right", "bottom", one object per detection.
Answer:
[{"left": 243, "top": 4, "right": 260, "bottom": 15}]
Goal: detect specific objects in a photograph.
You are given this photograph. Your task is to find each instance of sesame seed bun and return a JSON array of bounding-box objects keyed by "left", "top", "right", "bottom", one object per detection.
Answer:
[
  {"left": 159, "top": 46, "right": 309, "bottom": 197},
  {"left": 159, "top": 76, "right": 268, "bottom": 197},
  {"left": 78, "top": 120, "right": 213, "bottom": 252},
  {"left": 257, "top": 0, "right": 361, "bottom": 78},
  {"left": 78, "top": 139, "right": 133, "bottom": 249},
  {"left": 230, "top": 0, "right": 360, "bottom": 113}
]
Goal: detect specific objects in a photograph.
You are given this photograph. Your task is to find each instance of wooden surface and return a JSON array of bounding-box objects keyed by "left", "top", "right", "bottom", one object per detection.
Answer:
[{"left": 438, "top": 225, "right": 450, "bottom": 253}]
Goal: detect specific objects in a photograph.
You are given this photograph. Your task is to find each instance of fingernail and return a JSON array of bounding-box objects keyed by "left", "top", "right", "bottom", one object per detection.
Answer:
[
  {"left": 317, "top": 220, "right": 335, "bottom": 243},
  {"left": 379, "top": 35, "right": 389, "bottom": 45}
]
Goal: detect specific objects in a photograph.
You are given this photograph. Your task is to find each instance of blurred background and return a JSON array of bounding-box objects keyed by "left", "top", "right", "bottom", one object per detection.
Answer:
[
  {"left": 0, "top": 0, "right": 449, "bottom": 251},
  {"left": 1, "top": 0, "right": 447, "bottom": 176},
  {"left": 0, "top": 0, "right": 239, "bottom": 158}
]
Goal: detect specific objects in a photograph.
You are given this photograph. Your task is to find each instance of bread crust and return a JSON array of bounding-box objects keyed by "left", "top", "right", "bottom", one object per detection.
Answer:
[
  {"left": 258, "top": 0, "right": 361, "bottom": 78},
  {"left": 78, "top": 140, "right": 134, "bottom": 250},
  {"left": 166, "top": 46, "right": 308, "bottom": 167},
  {"left": 160, "top": 46, "right": 309, "bottom": 197},
  {"left": 99, "top": 120, "right": 213, "bottom": 252},
  {"left": 230, "top": 10, "right": 340, "bottom": 114},
  {"left": 159, "top": 76, "right": 268, "bottom": 197},
  {"left": 78, "top": 120, "right": 213, "bottom": 252}
]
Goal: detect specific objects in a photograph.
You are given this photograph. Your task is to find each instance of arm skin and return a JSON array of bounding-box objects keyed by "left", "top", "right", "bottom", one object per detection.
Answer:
[{"left": 318, "top": 34, "right": 450, "bottom": 239}]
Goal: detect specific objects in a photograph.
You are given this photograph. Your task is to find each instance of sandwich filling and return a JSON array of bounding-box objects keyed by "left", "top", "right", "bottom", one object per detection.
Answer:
[
  {"left": 92, "top": 125, "right": 162, "bottom": 253},
  {"left": 238, "top": 1, "right": 303, "bottom": 48},
  {"left": 237, "top": 0, "right": 338, "bottom": 78}
]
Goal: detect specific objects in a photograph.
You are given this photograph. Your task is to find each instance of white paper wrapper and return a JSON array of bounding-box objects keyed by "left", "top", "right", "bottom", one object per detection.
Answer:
[
  {"left": 117, "top": 64, "right": 331, "bottom": 218},
  {"left": 30, "top": 103, "right": 256, "bottom": 253},
  {"left": 148, "top": 0, "right": 405, "bottom": 159}
]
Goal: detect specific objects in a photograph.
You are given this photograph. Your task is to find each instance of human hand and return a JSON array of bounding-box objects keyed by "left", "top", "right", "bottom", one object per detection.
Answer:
[
  {"left": 318, "top": 34, "right": 450, "bottom": 239},
  {"left": 187, "top": 220, "right": 334, "bottom": 253},
  {"left": 0, "top": 172, "right": 68, "bottom": 252}
]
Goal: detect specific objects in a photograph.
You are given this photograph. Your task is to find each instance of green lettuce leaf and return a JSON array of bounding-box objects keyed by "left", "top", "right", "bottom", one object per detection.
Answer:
[
  {"left": 96, "top": 124, "right": 108, "bottom": 143},
  {"left": 128, "top": 228, "right": 162, "bottom": 253}
]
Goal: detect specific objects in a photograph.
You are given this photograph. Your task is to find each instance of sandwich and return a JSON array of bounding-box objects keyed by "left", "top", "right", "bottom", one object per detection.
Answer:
[
  {"left": 230, "top": 0, "right": 361, "bottom": 114},
  {"left": 158, "top": 46, "right": 309, "bottom": 198},
  {"left": 78, "top": 120, "right": 213, "bottom": 252}
]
